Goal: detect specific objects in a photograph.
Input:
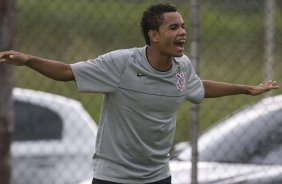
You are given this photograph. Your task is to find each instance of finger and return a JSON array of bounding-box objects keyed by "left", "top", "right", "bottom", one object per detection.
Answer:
[
  {"left": 272, "top": 80, "right": 278, "bottom": 85},
  {"left": 269, "top": 83, "right": 279, "bottom": 89},
  {"left": 269, "top": 81, "right": 278, "bottom": 86},
  {"left": 0, "top": 54, "right": 12, "bottom": 61},
  {"left": 265, "top": 80, "right": 279, "bottom": 87},
  {"left": 0, "top": 51, "right": 12, "bottom": 59},
  {"left": 268, "top": 80, "right": 274, "bottom": 84},
  {"left": 270, "top": 86, "right": 279, "bottom": 90},
  {"left": 0, "top": 52, "right": 8, "bottom": 59},
  {"left": 1, "top": 50, "right": 17, "bottom": 56}
]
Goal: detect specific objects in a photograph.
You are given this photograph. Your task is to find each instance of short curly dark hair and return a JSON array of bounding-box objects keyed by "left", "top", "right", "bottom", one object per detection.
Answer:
[{"left": 140, "top": 3, "right": 177, "bottom": 45}]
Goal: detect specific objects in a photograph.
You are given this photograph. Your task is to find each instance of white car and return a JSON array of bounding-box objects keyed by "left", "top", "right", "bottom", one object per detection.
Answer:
[
  {"left": 11, "top": 88, "right": 97, "bottom": 184},
  {"left": 171, "top": 95, "right": 282, "bottom": 184},
  {"left": 79, "top": 95, "right": 282, "bottom": 184}
]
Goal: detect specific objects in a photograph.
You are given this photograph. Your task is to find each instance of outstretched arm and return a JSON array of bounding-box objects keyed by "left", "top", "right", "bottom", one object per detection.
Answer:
[
  {"left": 203, "top": 80, "right": 279, "bottom": 98},
  {"left": 0, "top": 50, "right": 74, "bottom": 81}
]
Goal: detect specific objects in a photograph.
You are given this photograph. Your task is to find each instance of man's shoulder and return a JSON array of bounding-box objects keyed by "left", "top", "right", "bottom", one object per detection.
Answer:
[{"left": 108, "top": 47, "right": 145, "bottom": 59}]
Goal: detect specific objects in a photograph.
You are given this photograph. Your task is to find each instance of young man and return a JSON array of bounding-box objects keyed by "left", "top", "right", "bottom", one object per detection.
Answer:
[{"left": 0, "top": 3, "right": 279, "bottom": 184}]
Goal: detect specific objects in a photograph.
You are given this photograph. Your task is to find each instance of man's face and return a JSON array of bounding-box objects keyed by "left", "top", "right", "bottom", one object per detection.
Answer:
[{"left": 154, "top": 12, "right": 187, "bottom": 57}]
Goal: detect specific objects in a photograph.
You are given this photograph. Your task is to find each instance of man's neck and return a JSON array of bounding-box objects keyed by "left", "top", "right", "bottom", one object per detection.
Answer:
[{"left": 146, "top": 46, "right": 172, "bottom": 72}]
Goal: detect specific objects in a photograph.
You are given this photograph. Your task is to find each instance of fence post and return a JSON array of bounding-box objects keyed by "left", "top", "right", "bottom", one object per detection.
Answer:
[
  {"left": 264, "top": 0, "right": 275, "bottom": 97},
  {"left": 190, "top": 0, "right": 200, "bottom": 184},
  {"left": 0, "top": 0, "right": 15, "bottom": 184}
]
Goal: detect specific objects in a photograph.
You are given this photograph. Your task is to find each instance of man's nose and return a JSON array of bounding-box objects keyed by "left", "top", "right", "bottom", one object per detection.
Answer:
[{"left": 179, "top": 27, "right": 186, "bottom": 36}]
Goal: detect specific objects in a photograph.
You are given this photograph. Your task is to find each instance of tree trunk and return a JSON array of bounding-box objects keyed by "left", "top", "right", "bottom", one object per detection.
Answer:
[{"left": 0, "top": 0, "right": 15, "bottom": 184}]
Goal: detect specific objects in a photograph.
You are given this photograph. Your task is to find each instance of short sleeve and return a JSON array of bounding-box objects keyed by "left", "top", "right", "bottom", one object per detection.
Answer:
[
  {"left": 184, "top": 58, "right": 205, "bottom": 104},
  {"left": 70, "top": 50, "right": 127, "bottom": 93}
]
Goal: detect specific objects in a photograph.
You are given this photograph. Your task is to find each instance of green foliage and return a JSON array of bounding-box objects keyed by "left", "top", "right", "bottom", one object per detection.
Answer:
[{"left": 14, "top": 1, "right": 282, "bottom": 145}]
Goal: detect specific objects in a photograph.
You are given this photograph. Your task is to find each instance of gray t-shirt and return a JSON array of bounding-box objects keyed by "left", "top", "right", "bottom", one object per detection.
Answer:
[{"left": 70, "top": 46, "right": 205, "bottom": 183}]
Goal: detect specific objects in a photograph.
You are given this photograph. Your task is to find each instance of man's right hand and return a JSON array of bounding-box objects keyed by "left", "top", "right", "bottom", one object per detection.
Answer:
[{"left": 0, "top": 50, "right": 29, "bottom": 66}]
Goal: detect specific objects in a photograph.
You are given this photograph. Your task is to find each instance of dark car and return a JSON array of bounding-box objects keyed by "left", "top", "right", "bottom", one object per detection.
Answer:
[
  {"left": 11, "top": 88, "right": 98, "bottom": 184},
  {"left": 171, "top": 95, "right": 282, "bottom": 184}
]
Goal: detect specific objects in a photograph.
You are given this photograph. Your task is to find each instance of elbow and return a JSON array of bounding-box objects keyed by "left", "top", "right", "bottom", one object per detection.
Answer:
[
  {"left": 58, "top": 72, "right": 74, "bottom": 82},
  {"left": 52, "top": 66, "right": 75, "bottom": 82}
]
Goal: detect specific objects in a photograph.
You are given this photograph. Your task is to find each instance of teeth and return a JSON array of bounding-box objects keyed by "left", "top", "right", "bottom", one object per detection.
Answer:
[{"left": 177, "top": 40, "right": 185, "bottom": 43}]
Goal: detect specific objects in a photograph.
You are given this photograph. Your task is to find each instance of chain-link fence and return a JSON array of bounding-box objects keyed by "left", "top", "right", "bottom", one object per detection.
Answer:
[{"left": 11, "top": 0, "right": 282, "bottom": 183}]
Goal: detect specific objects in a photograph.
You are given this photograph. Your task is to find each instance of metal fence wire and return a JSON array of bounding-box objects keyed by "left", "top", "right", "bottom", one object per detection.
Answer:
[{"left": 12, "top": 0, "right": 282, "bottom": 184}]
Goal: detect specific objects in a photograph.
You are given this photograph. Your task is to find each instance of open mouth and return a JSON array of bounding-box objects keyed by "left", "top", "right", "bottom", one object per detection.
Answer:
[{"left": 175, "top": 39, "right": 185, "bottom": 51}]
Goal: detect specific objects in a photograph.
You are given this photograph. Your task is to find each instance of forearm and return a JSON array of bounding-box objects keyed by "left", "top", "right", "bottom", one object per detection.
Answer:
[
  {"left": 203, "top": 80, "right": 252, "bottom": 98},
  {"left": 26, "top": 55, "right": 74, "bottom": 81},
  {"left": 0, "top": 50, "right": 74, "bottom": 81}
]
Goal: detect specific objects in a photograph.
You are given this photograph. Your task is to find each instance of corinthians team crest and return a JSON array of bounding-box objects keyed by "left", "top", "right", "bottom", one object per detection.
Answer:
[{"left": 176, "top": 71, "right": 186, "bottom": 92}]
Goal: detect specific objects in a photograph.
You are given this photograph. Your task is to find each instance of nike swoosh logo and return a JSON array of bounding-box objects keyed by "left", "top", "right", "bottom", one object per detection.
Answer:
[{"left": 137, "top": 73, "right": 146, "bottom": 77}]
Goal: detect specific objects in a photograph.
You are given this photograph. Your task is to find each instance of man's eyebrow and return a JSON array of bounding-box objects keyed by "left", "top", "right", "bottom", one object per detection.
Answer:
[{"left": 168, "top": 23, "right": 185, "bottom": 27}]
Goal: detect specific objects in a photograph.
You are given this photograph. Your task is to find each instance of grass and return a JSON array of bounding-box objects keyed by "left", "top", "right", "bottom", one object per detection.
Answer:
[{"left": 14, "top": 0, "right": 282, "bottom": 144}]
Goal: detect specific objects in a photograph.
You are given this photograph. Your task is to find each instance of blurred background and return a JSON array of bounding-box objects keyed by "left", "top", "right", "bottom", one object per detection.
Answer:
[
  {"left": 14, "top": 0, "right": 282, "bottom": 143},
  {"left": 1, "top": 0, "right": 282, "bottom": 183}
]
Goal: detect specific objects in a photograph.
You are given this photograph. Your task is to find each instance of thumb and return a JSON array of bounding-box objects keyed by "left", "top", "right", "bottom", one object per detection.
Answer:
[
  {"left": 9, "top": 54, "right": 18, "bottom": 60},
  {"left": 9, "top": 54, "right": 24, "bottom": 62},
  {"left": 6, "top": 53, "right": 27, "bottom": 66}
]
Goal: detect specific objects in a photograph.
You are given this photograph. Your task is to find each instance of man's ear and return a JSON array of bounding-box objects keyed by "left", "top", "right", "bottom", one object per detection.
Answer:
[{"left": 148, "top": 30, "right": 159, "bottom": 43}]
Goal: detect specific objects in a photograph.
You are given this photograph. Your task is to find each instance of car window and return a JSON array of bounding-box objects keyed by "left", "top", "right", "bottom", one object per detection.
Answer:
[
  {"left": 199, "top": 109, "right": 282, "bottom": 165},
  {"left": 248, "top": 121, "right": 282, "bottom": 165},
  {"left": 13, "top": 100, "right": 63, "bottom": 141},
  {"left": 175, "top": 100, "right": 282, "bottom": 166}
]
